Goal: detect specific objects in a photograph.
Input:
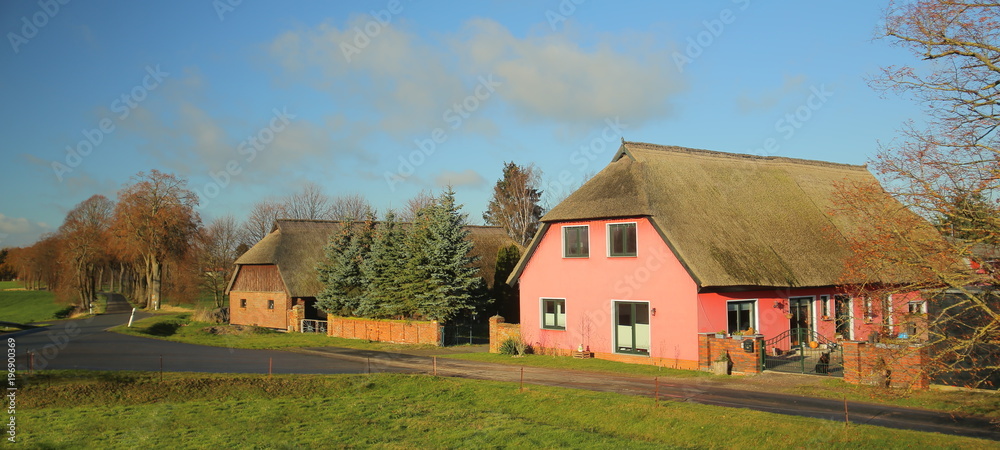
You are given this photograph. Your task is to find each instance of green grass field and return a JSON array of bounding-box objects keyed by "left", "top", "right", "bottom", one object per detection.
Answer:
[
  {"left": 0, "top": 280, "right": 70, "bottom": 324},
  {"left": 14, "top": 371, "right": 995, "bottom": 449}
]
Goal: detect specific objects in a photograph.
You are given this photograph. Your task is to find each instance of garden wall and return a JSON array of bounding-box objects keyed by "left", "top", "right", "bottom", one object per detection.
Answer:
[
  {"left": 326, "top": 316, "right": 444, "bottom": 346},
  {"left": 698, "top": 333, "right": 763, "bottom": 374},
  {"left": 842, "top": 341, "right": 929, "bottom": 389},
  {"left": 488, "top": 315, "right": 521, "bottom": 353}
]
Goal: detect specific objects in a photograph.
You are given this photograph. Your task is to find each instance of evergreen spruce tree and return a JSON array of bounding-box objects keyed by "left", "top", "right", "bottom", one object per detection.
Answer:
[
  {"left": 316, "top": 214, "right": 376, "bottom": 316},
  {"left": 316, "top": 223, "right": 355, "bottom": 315},
  {"left": 411, "top": 187, "right": 486, "bottom": 322},
  {"left": 358, "top": 210, "right": 407, "bottom": 318}
]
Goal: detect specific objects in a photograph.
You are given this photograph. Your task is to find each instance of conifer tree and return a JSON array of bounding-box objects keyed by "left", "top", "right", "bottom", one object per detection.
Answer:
[
  {"left": 316, "top": 214, "right": 376, "bottom": 315},
  {"left": 411, "top": 187, "right": 486, "bottom": 322},
  {"left": 358, "top": 210, "right": 407, "bottom": 318}
]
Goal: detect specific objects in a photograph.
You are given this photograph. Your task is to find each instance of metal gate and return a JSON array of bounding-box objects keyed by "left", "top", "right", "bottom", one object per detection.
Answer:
[{"left": 761, "top": 328, "right": 843, "bottom": 376}]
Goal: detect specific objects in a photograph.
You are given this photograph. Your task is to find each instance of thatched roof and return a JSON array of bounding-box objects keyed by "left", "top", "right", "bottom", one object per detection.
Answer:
[
  {"left": 229, "top": 219, "right": 516, "bottom": 298},
  {"left": 514, "top": 141, "right": 921, "bottom": 289}
]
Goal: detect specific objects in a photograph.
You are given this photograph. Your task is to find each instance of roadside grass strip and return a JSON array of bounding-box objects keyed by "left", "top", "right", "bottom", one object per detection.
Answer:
[{"left": 16, "top": 371, "right": 997, "bottom": 449}]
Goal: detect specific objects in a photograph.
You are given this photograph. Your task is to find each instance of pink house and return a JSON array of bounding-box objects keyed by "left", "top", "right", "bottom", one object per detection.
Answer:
[{"left": 507, "top": 142, "right": 928, "bottom": 371}]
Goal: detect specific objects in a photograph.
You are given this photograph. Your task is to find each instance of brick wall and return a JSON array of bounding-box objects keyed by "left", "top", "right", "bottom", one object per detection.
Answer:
[
  {"left": 489, "top": 315, "right": 522, "bottom": 353},
  {"left": 326, "top": 316, "right": 443, "bottom": 346},
  {"left": 698, "top": 333, "right": 763, "bottom": 374},
  {"left": 287, "top": 305, "right": 305, "bottom": 332},
  {"left": 229, "top": 291, "right": 290, "bottom": 330},
  {"left": 842, "top": 341, "right": 929, "bottom": 389}
]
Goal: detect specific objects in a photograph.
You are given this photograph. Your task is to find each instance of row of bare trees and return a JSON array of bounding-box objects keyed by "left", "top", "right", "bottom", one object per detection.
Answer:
[{"left": 0, "top": 174, "right": 400, "bottom": 312}]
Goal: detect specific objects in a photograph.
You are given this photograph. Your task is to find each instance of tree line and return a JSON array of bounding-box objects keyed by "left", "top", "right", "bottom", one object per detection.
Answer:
[{"left": 0, "top": 163, "right": 544, "bottom": 317}]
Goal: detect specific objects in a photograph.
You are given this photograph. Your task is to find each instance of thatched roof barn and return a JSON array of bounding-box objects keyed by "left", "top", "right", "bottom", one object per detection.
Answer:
[{"left": 229, "top": 219, "right": 516, "bottom": 299}]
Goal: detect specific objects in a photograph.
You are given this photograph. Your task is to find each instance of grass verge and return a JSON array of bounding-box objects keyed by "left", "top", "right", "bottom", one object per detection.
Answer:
[
  {"left": 787, "top": 378, "right": 1000, "bottom": 419},
  {"left": 441, "top": 351, "right": 712, "bottom": 378},
  {"left": 15, "top": 370, "right": 996, "bottom": 449},
  {"left": 109, "top": 313, "right": 438, "bottom": 353}
]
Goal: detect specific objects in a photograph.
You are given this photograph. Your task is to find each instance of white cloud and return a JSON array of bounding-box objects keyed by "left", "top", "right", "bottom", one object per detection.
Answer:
[
  {"left": 434, "top": 169, "right": 486, "bottom": 188},
  {"left": 268, "top": 18, "right": 686, "bottom": 134},
  {"left": 456, "top": 19, "right": 685, "bottom": 126},
  {"left": 0, "top": 213, "right": 51, "bottom": 247}
]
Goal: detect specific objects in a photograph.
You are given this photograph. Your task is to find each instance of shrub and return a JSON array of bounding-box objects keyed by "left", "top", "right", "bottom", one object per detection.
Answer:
[{"left": 499, "top": 336, "right": 532, "bottom": 356}]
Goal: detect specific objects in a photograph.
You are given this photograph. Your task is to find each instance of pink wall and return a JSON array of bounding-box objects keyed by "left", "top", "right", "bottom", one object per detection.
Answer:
[
  {"left": 518, "top": 217, "right": 928, "bottom": 367},
  {"left": 519, "top": 217, "right": 700, "bottom": 364},
  {"left": 697, "top": 289, "right": 925, "bottom": 343}
]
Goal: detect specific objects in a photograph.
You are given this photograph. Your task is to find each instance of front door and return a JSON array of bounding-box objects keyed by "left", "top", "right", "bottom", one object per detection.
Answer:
[
  {"left": 614, "top": 302, "right": 649, "bottom": 355},
  {"left": 789, "top": 297, "right": 812, "bottom": 345}
]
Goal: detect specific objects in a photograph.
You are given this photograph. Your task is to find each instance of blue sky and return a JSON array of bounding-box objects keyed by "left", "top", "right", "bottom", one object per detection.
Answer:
[{"left": 0, "top": 0, "right": 921, "bottom": 248}]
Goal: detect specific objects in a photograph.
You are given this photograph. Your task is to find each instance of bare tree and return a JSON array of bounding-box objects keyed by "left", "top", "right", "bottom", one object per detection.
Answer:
[
  {"left": 112, "top": 170, "right": 201, "bottom": 310},
  {"left": 483, "top": 162, "right": 544, "bottom": 246},
  {"left": 330, "top": 193, "right": 374, "bottom": 221},
  {"left": 283, "top": 182, "right": 335, "bottom": 220},
  {"left": 200, "top": 215, "right": 242, "bottom": 308},
  {"left": 59, "top": 195, "right": 114, "bottom": 310},
  {"left": 836, "top": 0, "right": 1000, "bottom": 387},
  {"left": 399, "top": 189, "right": 435, "bottom": 222},
  {"left": 241, "top": 199, "right": 285, "bottom": 246}
]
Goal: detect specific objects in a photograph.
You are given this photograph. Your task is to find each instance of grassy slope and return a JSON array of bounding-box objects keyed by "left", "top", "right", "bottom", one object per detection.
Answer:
[
  {"left": 17, "top": 371, "right": 996, "bottom": 449},
  {"left": 0, "top": 281, "right": 68, "bottom": 324}
]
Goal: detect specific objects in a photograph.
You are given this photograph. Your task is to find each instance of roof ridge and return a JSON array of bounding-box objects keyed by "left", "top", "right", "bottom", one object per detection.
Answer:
[{"left": 622, "top": 141, "right": 867, "bottom": 170}]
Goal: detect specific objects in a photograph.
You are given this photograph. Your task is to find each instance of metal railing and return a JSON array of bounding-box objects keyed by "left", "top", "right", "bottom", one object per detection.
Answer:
[{"left": 300, "top": 319, "right": 327, "bottom": 334}]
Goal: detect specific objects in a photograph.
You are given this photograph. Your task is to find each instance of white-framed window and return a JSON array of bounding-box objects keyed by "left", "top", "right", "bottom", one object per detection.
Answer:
[
  {"left": 607, "top": 222, "right": 637, "bottom": 257},
  {"left": 267, "top": 299, "right": 275, "bottom": 310},
  {"left": 727, "top": 299, "right": 757, "bottom": 334},
  {"left": 541, "top": 298, "right": 566, "bottom": 330},
  {"left": 562, "top": 225, "right": 589, "bottom": 258},
  {"left": 908, "top": 301, "right": 926, "bottom": 314},
  {"left": 820, "top": 295, "right": 831, "bottom": 318}
]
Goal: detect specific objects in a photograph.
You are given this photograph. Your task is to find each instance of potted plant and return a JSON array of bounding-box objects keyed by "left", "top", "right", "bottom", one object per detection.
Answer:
[
  {"left": 731, "top": 329, "right": 744, "bottom": 339},
  {"left": 714, "top": 330, "right": 726, "bottom": 339},
  {"left": 712, "top": 352, "right": 730, "bottom": 375}
]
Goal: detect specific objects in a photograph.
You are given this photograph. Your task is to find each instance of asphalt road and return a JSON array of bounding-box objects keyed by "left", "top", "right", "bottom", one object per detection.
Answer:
[
  {"left": 9, "top": 295, "right": 375, "bottom": 375},
  {"left": 7, "top": 294, "right": 999, "bottom": 441}
]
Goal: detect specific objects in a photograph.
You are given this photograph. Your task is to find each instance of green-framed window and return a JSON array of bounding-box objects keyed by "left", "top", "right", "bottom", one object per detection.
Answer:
[
  {"left": 614, "top": 301, "right": 649, "bottom": 355},
  {"left": 542, "top": 298, "right": 566, "bottom": 330},
  {"left": 608, "top": 223, "right": 637, "bottom": 257},
  {"left": 563, "top": 225, "right": 589, "bottom": 258}
]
